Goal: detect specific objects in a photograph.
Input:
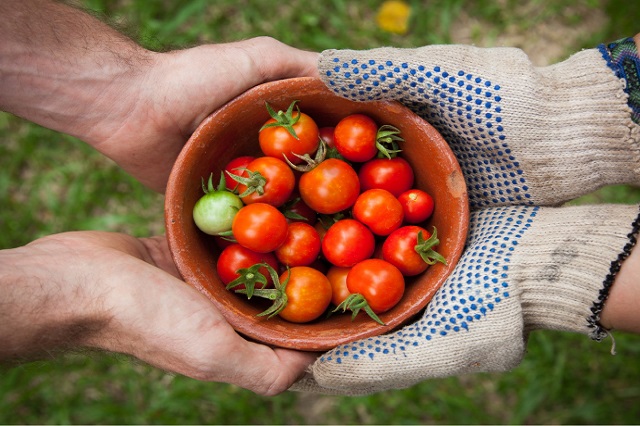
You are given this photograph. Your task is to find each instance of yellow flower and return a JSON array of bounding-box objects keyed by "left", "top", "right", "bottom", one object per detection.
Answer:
[{"left": 376, "top": 0, "right": 412, "bottom": 35}]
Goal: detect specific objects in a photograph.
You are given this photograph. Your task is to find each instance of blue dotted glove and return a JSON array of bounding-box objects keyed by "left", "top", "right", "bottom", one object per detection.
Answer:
[
  {"left": 292, "top": 40, "right": 640, "bottom": 395},
  {"left": 320, "top": 42, "right": 640, "bottom": 209}
]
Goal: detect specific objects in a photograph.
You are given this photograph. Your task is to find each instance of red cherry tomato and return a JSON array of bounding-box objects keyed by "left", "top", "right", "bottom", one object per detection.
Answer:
[
  {"left": 382, "top": 225, "right": 442, "bottom": 276},
  {"left": 282, "top": 195, "right": 317, "bottom": 225},
  {"left": 232, "top": 203, "right": 288, "bottom": 253},
  {"left": 352, "top": 188, "right": 404, "bottom": 236},
  {"left": 358, "top": 157, "right": 415, "bottom": 197},
  {"left": 398, "top": 189, "right": 435, "bottom": 224},
  {"left": 314, "top": 221, "right": 329, "bottom": 242},
  {"left": 347, "top": 258, "right": 405, "bottom": 314},
  {"left": 223, "top": 155, "right": 254, "bottom": 191},
  {"left": 322, "top": 219, "right": 375, "bottom": 267},
  {"left": 318, "top": 127, "right": 336, "bottom": 148},
  {"left": 278, "top": 266, "right": 332, "bottom": 323},
  {"left": 259, "top": 107, "right": 319, "bottom": 164},
  {"left": 233, "top": 156, "right": 295, "bottom": 207},
  {"left": 275, "top": 222, "right": 321, "bottom": 267},
  {"left": 298, "top": 158, "right": 360, "bottom": 214},
  {"left": 326, "top": 266, "right": 352, "bottom": 307},
  {"left": 334, "top": 114, "right": 379, "bottom": 162},
  {"left": 216, "top": 243, "right": 278, "bottom": 289}
]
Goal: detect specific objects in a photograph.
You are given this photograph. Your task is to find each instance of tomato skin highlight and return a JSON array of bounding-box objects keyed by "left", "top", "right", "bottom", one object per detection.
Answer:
[
  {"left": 278, "top": 266, "right": 332, "bottom": 323},
  {"left": 275, "top": 222, "right": 321, "bottom": 267},
  {"left": 352, "top": 188, "right": 404, "bottom": 236},
  {"left": 216, "top": 244, "right": 278, "bottom": 289},
  {"left": 334, "top": 114, "right": 379, "bottom": 162},
  {"left": 398, "top": 189, "right": 435, "bottom": 224},
  {"left": 232, "top": 203, "right": 288, "bottom": 253},
  {"left": 347, "top": 258, "right": 405, "bottom": 314},
  {"left": 382, "top": 225, "right": 431, "bottom": 276},
  {"left": 358, "top": 157, "right": 415, "bottom": 197},
  {"left": 259, "top": 111, "right": 319, "bottom": 164},
  {"left": 322, "top": 219, "right": 375, "bottom": 267},
  {"left": 298, "top": 158, "right": 360, "bottom": 214},
  {"left": 235, "top": 156, "right": 295, "bottom": 207}
]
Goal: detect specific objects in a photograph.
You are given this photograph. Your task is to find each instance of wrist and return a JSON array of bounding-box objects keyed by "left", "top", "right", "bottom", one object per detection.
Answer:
[
  {"left": 0, "top": 237, "right": 110, "bottom": 360},
  {"left": 516, "top": 204, "right": 640, "bottom": 337}
]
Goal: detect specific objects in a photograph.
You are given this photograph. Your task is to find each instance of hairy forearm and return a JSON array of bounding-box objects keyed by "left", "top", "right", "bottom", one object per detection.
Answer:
[
  {"left": 0, "top": 0, "right": 153, "bottom": 145},
  {"left": 0, "top": 242, "right": 108, "bottom": 361}
]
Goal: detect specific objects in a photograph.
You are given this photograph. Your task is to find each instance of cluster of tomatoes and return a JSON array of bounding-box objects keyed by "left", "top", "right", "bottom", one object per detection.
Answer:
[{"left": 193, "top": 101, "right": 445, "bottom": 324}]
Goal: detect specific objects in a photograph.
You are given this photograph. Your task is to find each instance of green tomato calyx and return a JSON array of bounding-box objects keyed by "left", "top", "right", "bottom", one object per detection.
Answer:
[
  {"left": 226, "top": 263, "right": 270, "bottom": 299},
  {"left": 333, "top": 293, "right": 385, "bottom": 325},
  {"left": 202, "top": 171, "right": 228, "bottom": 194},
  {"left": 282, "top": 138, "right": 327, "bottom": 172},
  {"left": 260, "top": 100, "right": 302, "bottom": 140},
  {"left": 233, "top": 263, "right": 290, "bottom": 319},
  {"left": 226, "top": 168, "right": 267, "bottom": 198},
  {"left": 415, "top": 227, "right": 447, "bottom": 266},
  {"left": 376, "top": 124, "right": 404, "bottom": 159}
]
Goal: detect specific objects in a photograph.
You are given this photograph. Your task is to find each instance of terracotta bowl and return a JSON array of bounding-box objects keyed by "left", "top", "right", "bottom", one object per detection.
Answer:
[{"left": 165, "top": 77, "right": 469, "bottom": 351}]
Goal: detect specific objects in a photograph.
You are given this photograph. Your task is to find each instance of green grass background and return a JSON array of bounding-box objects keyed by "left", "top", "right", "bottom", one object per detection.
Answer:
[{"left": 2, "top": 0, "right": 640, "bottom": 424}]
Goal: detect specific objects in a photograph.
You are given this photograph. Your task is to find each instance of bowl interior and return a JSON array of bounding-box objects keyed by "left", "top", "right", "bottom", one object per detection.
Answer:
[{"left": 165, "top": 77, "right": 469, "bottom": 351}]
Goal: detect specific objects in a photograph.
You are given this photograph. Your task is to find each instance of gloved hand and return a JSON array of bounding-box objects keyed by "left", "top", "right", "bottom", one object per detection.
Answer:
[{"left": 293, "top": 38, "right": 640, "bottom": 395}]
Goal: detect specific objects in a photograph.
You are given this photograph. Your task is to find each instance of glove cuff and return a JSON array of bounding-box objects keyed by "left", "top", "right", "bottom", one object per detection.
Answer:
[
  {"left": 517, "top": 204, "right": 640, "bottom": 337},
  {"left": 598, "top": 37, "right": 640, "bottom": 125}
]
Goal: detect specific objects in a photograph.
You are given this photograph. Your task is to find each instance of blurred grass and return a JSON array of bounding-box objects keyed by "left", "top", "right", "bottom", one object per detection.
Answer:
[{"left": 2, "top": 0, "right": 640, "bottom": 424}]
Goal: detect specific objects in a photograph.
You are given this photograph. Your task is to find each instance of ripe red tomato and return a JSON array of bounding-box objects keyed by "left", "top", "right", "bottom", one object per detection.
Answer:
[
  {"left": 275, "top": 222, "right": 321, "bottom": 267},
  {"left": 314, "top": 221, "right": 329, "bottom": 242},
  {"left": 232, "top": 203, "right": 288, "bottom": 253},
  {"left": 318, "top": 127, "right": 336, "bottom": 148},
  {"left": 278, "top": 266, "right": 332, "bottom": 323},
  {"left": 347, "top": 258, "right": 405, "bottom": 313},
  {"left": 322, "top": 219, "right": 375, "bottom": 267},
  {"left": 216, "top": 243, "right": 278, "bottom": 289},
  {"left": 298, "top": 158, "right": 360, "bottom": 214},
  {"left": 232, "top": 156, "right": 295, "bottom": 207},
  {"left": 282, "top": 195, "right": 317, "bottom": 225},
  {"left": 382, "top": 225, "right": 445, "bottom": 276},
  {"left": 326, "top": 266, "right": 352, "bottom": 307},
  {"left": 259, "top": 104, "right": 319, "bottom": 164},
  {"left": 334, "top": 114, "right": 379, "bottom": 162},
  {"left": 358, "top": 157, "right": 415, "bottom": 197},
  {"left": 352, "top": 188, "right": 404, "bottom": 236},
  {"left": 398, "top": 188, "right": 435, "bottom": 224},
  {"left": 223, "top": 155, "right": 254, "bottom": 191}
]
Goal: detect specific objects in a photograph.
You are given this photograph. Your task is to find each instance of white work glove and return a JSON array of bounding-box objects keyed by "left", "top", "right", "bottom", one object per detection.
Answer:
[{"left": 293, "top": 37, "right": 640, "bottom": 395}]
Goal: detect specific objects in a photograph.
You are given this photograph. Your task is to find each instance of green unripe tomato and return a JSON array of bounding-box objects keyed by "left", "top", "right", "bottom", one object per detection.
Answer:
[{"left": 193, "top": 173, "right": 244, "bottom": 235}]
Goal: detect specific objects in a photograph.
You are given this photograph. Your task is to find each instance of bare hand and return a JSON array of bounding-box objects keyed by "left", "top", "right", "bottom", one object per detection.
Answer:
[{"left": 1, "top": 231, "right": 317, "bottom": 395}]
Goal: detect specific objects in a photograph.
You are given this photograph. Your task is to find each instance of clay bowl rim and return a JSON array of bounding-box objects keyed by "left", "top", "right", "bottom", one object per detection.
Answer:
[{"left": 165, "top": 76, "right": 469, "bottom": 351}]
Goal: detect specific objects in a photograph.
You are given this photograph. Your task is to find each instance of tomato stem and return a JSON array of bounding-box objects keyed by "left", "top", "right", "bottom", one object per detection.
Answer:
[
  {"left": 233, "top": 263, "right": 291, "bottom": 319},
  {"left": 282, "top": 139, "right": 327, "bottom": 172},
  {"left": 415, "top": 227, "right": 447, "bottom": 265},
  {"left": 225, "top": 168, "right": 267, "bottom": 198},
  {"left": 226, "top": 263, "right": 270, "bottom": 299},
  {"left": 375, "top": 125, "right": 404, "bottom": 159},
  {"left": 202, "top": 171, "right": 228, "bottom": 194},
  {"left": 333, "top": 293, "right": 385, "bottom": 325},
  {"left": 260, "top": 100, "right": 302, "bottom": 140}
]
